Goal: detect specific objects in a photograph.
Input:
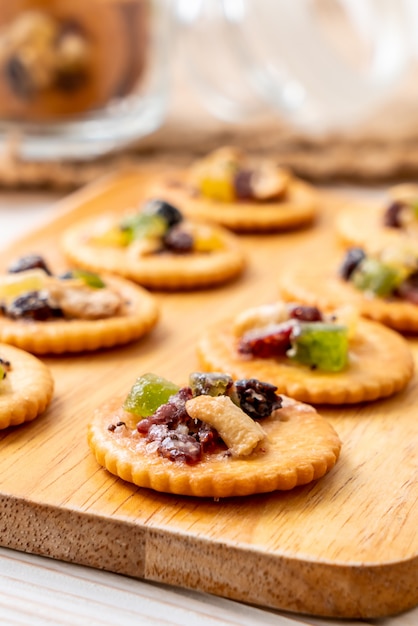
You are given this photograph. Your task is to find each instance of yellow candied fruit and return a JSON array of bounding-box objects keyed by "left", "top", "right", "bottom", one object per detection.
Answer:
[
  {"left": 193, "top": 229, "right": 225, "bottom": 252},
  {"left": 0, "top": 269, "right": 48, "bottom": 304},
  {"left": 90, "top": 227, "right": 131, "bottom": 247},
  {"left": 200, "top": 177, "right": 236, "bottom": 202}
]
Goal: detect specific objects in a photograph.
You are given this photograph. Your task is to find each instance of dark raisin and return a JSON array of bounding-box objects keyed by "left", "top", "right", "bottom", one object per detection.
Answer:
[
  {"left": 238, "top": 323, "right": 294, "bottom": 358},
  {"left": 142, "top": 199, "right": 183, "bottom": 228},
  {"left": 289, "top": 305, "right": 323, "bottom": 322},
  {"left": 163, "top": 228, "right": 194, "bottom": 253},
  {"left": 234, "top": 169, "right": 254, "bottom": 200},
  {"left": 339, "top": 247, "right": 366, "bottom": 280},
  {"left": 8, "top": 254, "right": 52, "bottom": 275},
  {"left": 159, "top": 432, "right": 202, "bottom": 464},
  {"left": 234, "top": 378, "right": 282, "bottom": 420},
  {"left": 4, "top": 55, "right": 33, "bottom": 98},
  {"left": 6, "top": 291, "right": 60, "bottom": 321},
  {"left": 383, "top": 201, "right": 404, "bottom": 228}
]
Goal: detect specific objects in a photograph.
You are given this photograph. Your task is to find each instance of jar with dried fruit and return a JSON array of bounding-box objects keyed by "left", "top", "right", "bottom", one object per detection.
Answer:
[{"left": 0, "top": 0, "right": 170, "bottom": 159}]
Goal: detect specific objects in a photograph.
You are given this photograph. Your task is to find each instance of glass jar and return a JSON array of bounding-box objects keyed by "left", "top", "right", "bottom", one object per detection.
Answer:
[{"left": 0, "top": 0, "right": 171, "bottom": 159}]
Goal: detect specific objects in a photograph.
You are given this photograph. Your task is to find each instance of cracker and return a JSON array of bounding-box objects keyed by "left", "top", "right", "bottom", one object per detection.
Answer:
[
  {"left": 87, "top": 394, "right": 341, "bottom": 498},
  {"left": 0, "top": 343, "right": 54, "bottom": 428},
  {"left": 0, "top": 274, "right": 159, "bottom": 354},
  {"left": 279, "top": 257, "right": 418, "bottom": 333},
  {"left": 61, "top": 216, "right": 246, "bottom": 290},
  {"left": 335, "top": 203, "right": 411, "bottom": 252},
  {"left": 197, "top": 316, "right": 414, "bottom": 404},
  {"left": 151, "top": 173, "right": 318, "bottom": 233}
]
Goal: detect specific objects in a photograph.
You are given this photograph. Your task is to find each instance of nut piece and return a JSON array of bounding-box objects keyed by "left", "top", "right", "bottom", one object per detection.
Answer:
[
  {"left": 233, "top": 302, "right": 291, "bottom": 337},
  {"left": 185, "top": 394, "right": 265, "bottom": 457},
  {"left": 47, "top": 283, "right": 122, "bottom": 319},
  {"left": 251, "top": 163, "right": 289, "bottom": 201}
]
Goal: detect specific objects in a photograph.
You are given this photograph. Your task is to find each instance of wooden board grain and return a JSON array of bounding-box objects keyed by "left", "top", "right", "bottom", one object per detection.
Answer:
[{"left": 0, "top": 170, "right": 416, "bottom": 620}]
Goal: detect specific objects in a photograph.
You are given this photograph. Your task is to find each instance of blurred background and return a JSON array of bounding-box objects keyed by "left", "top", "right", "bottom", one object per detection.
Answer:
[{"left": 1, "top": 0, "right": 418, "bottom": 187}]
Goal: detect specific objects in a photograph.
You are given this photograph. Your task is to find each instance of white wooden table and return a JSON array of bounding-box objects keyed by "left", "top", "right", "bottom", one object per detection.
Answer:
[{"left": 0, "top": 189, "right": 416, "bottom": 626}]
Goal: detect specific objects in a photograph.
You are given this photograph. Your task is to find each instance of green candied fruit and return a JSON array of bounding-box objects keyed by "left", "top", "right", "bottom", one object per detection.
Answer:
[
  {"left": 351, "top": 258, "right": 405, "bottom": 297},
  {"left": 119, "top": 213, "right": 168, "bottom": 242},
  {"left": 189, "top": 372, "right": 233, "bottom": 397},
  {"left": 288, "top": 322, "right": 349, "bottom": 372},
  {"left": 71, "top": 269, "right": 105, "bottom": 289},
  {"left": 123, "top": 373, "right": 180, "bottom": 417}
]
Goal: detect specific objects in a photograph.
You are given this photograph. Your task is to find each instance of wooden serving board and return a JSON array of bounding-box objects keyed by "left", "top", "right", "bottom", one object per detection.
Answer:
[{"left": 0, "top": 170, "right": 416, "bottom": 620}]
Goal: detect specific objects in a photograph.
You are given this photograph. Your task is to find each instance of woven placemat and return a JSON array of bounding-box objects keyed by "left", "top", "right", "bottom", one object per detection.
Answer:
[{"left": 2, "top": 63, "right": 418, "bottom": 190}]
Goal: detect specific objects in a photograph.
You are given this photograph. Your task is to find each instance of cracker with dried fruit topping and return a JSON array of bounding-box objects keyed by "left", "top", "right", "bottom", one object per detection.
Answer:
[
  {"left": 336, "top": 184, "right": 418, "bottom": 252},
  {"left": 280, "top": 245, "right": 418, "bottom": 333},
  {"left": 0, "top": 343, "right": 54, "bottom": 428},
  {"left": 87, "top": 372, "right": 341, "bottom": 498},
  {"left": 197, "top": 301, "right": 414, "bottom": 404},
  {"left": 149, "top": 147, "right": 318, "bottom": 233},
  {"left": 0, "top": 254, "right": 159, "bottom": 354},
  {"left": 61, "top": 198, "right": 246, "bottom": 290}
]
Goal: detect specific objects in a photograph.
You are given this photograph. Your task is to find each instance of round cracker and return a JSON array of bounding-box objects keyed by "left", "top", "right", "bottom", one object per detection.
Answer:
[
  {"left": 151, "top": 173, "right": 318, "bottom": 233},
  {"left": 0, "top": 343, "right": 54, "bottom": 428},
  {"left": 0, "top": 274, "right": 159, "bottom": 354},
  {"left": 197, "top": 317, "right": 414, "bottom": 404},
  {"left": 61, "top": 217, "right": 246, "bottom": 290},
  {"left": 335, "top": 203, "right": 413, "bottom": 252},
  {"left": 279, "top": 258, "right": 418, "bottom": 333},
  {"left": 87, "top": 395, "right": 341, "bottom": 498}
]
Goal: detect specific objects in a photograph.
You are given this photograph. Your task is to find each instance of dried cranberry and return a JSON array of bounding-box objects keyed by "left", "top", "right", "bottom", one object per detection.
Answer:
[
  {"left": 339, "top": 247, "right": 366, "bottom": 280},
  {"left": 234, "top": 379, "right": 282, "bottom": 420},
  {"left": 163, "top": 228, "right": 194, "bottom": 253},
  {"left": 289, "top": 305, "right": 323, "bottom": 322},
  {"left": 159, "top": 432, "right": 202, "bottom": 464},
  {"left": 383, "top": 201, "right": 404, "bottom": 228},
  {"left": 238, "top": 323, "right": 294, "bottom": 358},
  {"left": 8, "top": 254, "right": 52, "bottom": 275}
]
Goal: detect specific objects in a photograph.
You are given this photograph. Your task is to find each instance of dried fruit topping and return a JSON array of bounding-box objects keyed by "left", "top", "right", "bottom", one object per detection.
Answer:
[
  {"left": 60, "top": 269, "right": 105, "bottom": 289},
  {"left": 8, "top": 254, "right": 52, "bottom": 276},
  {"left": 234, "top": 170, "right": 254, "bottom": 200},
  {"left": 189, "top": 372, "right": 233, "bottom": 397},
  {"left": 234, "top": 379, "right": 282, "bottom": 420},
  {"left": 117, "top": 371, "right": 283, "bottom": 463},
  {"left": 136, "top": 386, "right": 217, "bottom": 464},
  {"left": 236, "top": 302, "right": 349, "bottom": 372},
  {"left": 238, "top": 323, "right": 294, "bottom": 358},
  {"left": 163, "top": 227, "right": 194, "bottom": 254},
  {"left": 120, "top": 213, "right": 168, "bottom": 242},
  {"left": 159, "top": 431, "right": 203, "bottom": 464},
  {"left": 191, "top": 147, "right": 288, "bottom": 202},
  {"left": 124, "top": 373, "right": 181, "bottom": 418},
  {"left": 396, "top": 271, "right": 418, "bottom": 304},
  {"left": 289, "top": 305, "right": 323, "bottom": 322},
  {"left": 339, "top": 247, "right": 366, "bottom": 280},
  {"left": 351, "top": 257, "right": 406, "bottom": 297},
  {"left": 142, "top": 199, "right": 183, "bottom": 229},
  {"left": 383, "top": 201, "right": 405, "bottom": 228},
  {"left": 288, "top": 322, "right": 348, "bottom": 372},
  {"left": 6, "top": 291, "right": 62, "bottom": 321}
]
